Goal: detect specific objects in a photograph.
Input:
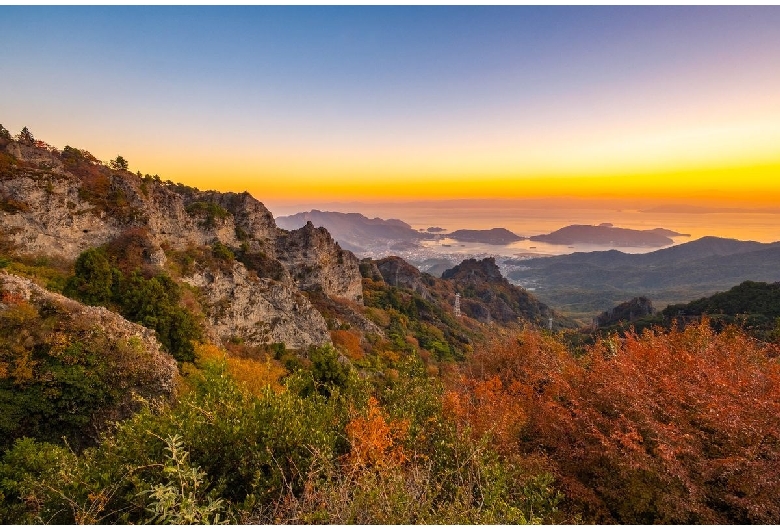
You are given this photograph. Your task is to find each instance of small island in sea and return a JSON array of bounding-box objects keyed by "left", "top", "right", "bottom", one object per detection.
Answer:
[
  {"left": 447, "top": 227, "right": 525, "bottom": 245},
  {"left": 530, "top": 224, "right": 689, "bottom": 247}
]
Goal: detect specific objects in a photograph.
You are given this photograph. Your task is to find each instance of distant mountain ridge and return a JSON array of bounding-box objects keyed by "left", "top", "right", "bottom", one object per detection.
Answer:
[
  {"left": 508, "top": 236, "right": 780, "bottom": 321},
  {"left": 275, "top": 210, "right": 425, "bottom": 253}
]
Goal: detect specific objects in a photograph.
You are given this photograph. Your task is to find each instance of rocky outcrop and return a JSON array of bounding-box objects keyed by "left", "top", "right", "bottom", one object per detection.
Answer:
[
  {"left": 276, "top": 221, "right": 363, "bottom": 302},
  {"left": 182, "top": 262, "right": 330, "bottom": 349},
  {"left": 4, "top": 142, "right": 65, "bottom": 173},
  {"left": 442, "top": 257, "right": 576, "bottom": 329},
  {"left": 0, "top": 171, "right": 117, "bottom": 257},
  {"left": 442, "top": 257, "right": 505, "bottom": 284},
  {"left": 597, "top": 296, "right": 655, "bottom": 327},
  {"left": 1, "top": 140, "right": 365, "bottom": 350},
  {"left": 376, "top": 256, "right": 433, "bottom": 301}
]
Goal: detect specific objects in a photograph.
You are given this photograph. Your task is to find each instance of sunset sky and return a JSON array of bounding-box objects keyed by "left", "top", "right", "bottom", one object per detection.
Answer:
[{"left": 2, "top": 6, "right": 780, "bottom": 211}]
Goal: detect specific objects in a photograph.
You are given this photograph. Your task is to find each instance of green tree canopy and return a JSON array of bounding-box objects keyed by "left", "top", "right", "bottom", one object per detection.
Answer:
[{"left": 110, "top": 155, "right": 129, "bottom": 171}]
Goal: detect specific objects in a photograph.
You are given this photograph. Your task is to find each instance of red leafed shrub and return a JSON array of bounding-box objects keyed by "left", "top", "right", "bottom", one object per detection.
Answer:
[
  {"left": 461, "top": 322, "right": 780, "bottom": 524},
  {"left": 443, "top": 376, "right": 528, "bottom": 454}
]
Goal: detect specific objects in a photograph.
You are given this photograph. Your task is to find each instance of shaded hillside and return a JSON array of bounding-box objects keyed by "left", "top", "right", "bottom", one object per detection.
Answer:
[
  {"left": 0, "top": 271, "right": 177, "bottom": 451},
  {"left": 662, "top": 280, "right": 780, "bottom": 340},
  {"left": 507, "top": 237, "right": 780, "bottom": 319},
  {"left": 275, "top": 210, "right": 425, "bottom": 253}
]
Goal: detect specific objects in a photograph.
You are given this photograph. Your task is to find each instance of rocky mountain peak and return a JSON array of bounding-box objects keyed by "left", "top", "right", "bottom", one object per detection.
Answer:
[
  {"left": 375, "top": 256, "right": 433, "bottom": 300},
  {"left": 275, "top": 221, "right": 363, "bottom": 303},
  {"left": 597, "top": 296, "right": 655, "bottom": 327},
  {"left": 441, "top": 257, "right": 504, "bottom": 284}
]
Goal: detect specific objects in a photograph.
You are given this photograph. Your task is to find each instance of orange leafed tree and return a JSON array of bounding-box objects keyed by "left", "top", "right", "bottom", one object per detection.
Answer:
[
  {"left": 194, "top": 343, "right": 286, "bottom": 395},
  {"left": 344, "top": 397, "right": 409, "bottom": 473},
  {"left": 443, "top": 376, "right": 527, "bottom": 454}
]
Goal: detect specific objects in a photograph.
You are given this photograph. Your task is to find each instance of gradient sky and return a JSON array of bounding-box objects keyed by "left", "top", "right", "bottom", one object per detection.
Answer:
[{"left": 2, "top": 6, "right": 780, "bottom": 209}]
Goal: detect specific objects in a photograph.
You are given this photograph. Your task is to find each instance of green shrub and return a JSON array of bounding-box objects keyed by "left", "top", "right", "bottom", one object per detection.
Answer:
[{"left": 64, "top": 247, "right": 201, "bottom": 362}]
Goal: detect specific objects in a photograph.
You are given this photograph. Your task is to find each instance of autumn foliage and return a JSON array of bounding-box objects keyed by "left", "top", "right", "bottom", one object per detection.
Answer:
[
  {"left": 194, "top": 343, "right": 286, "bottom": 395},
  {"left": 450, "top": 322, "right": 780, "bottom": 523},
  {"left": 330, "top": 329, "right": 364, "bottom": 360},
  {"left": 345, "top": 396, "right": 409, "bottom": 472}
]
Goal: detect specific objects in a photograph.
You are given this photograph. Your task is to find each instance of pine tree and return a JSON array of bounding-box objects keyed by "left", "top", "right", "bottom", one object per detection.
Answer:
[
  {"left": 110, "top": 155, "right": 129, "bottom": 171},
  {"left": 16, "top": 126, "right": 34, "bottom": 144}
]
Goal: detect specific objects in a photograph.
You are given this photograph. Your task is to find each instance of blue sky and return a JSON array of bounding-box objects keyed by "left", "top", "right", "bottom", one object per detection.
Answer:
[{"left": 2, "top": 6, "right": 780, "bottom": 206}]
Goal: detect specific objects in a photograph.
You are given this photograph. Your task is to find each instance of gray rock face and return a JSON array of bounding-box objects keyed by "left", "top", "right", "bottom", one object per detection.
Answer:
[
  {"left": 1, "top": 140, "right": 365, "bottom": 350},
  {"left": 597, "top": 296, "right": 655, "bottom": 327},
  {"left": 1, "top": 142, "right": 305, "bottom": 263},
  {"left": 182, "top": 262, "right": 330, "bottom": 349},
  {"left": 376, "top": 256, "right": 433, "bottom": 301},
  {"left": 0, "top": 173, "right": 116, "bottom": 257},
  {"left": 441, "top": 257, "right": 505, "bottom": 284},
  {"left": 5, "top": 142, "right": 65, "bottom": 173},
  {"left": 276, "top": 221, "right": 363, "bottom": 303}
]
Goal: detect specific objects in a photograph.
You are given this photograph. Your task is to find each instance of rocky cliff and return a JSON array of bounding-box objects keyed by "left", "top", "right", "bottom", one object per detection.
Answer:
[
  {"left": 375, "top": 256, "right": 433, "bottom": 301},
  {"left": 276, "top": 221, "right": 363, "bottom": 303},
  {"left": 597, "top": 296, "right": 655, "bottom": 327},
  {"left": 182, "top": 261, "right": 330, "bottom": 349},
  {"left": 0, "top": 138, "right": 362, "bottom": 349}
]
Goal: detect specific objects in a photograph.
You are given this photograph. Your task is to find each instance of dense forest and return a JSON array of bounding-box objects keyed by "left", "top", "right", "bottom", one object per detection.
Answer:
[{"left": 1, "top": 126, "right": 780, "bottom": 524}]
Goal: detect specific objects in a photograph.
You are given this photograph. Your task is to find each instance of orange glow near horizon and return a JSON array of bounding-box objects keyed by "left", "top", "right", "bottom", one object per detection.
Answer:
[
  {"left": 144, "top": 153, "right": 780, "bottom": 208},
  {"left": 124, "top": 111, "right": 780, "bottom": 209}
]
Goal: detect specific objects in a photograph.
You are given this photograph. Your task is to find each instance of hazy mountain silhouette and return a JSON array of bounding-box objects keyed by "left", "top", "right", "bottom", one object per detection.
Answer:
[{"left": 275, "top": 210, "right": 426, "bottom": 252}]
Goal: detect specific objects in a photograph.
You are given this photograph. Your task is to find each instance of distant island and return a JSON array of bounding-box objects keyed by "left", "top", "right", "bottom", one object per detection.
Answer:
[
  {"left": 276, "top": 213, "right": 692, "bottom": 256},
  {"left": 530, "top": 224, "right": 687, "bottom": 247},
  {"left": 447, "top": 228, "right": 525, "bottom": 245}
]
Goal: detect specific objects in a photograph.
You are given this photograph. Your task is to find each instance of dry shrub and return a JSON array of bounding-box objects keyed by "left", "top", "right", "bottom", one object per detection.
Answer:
[
  {"left": 443, "top": 375, "right": 528, "bottom": 454},
  {"left": 330, "top": 329, "right": 364, "bottom": 360}
]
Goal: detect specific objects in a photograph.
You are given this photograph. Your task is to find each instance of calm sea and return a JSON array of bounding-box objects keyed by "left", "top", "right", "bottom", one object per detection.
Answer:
[{"left": 337, "top": 202, "right": 780, "bottom": 257}]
